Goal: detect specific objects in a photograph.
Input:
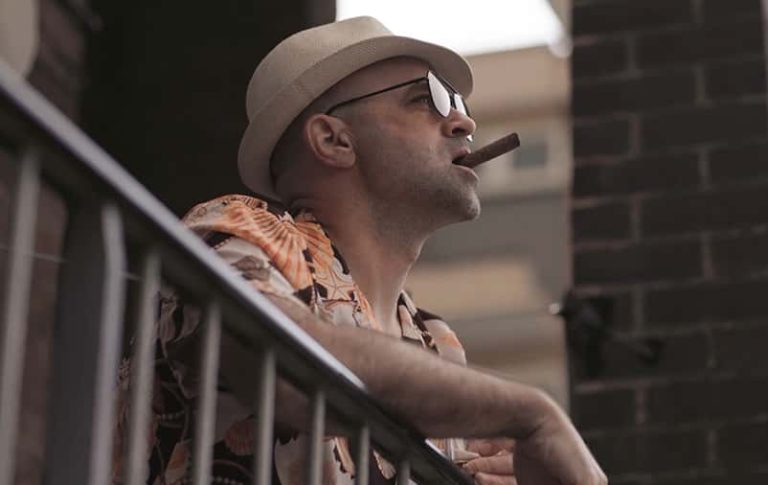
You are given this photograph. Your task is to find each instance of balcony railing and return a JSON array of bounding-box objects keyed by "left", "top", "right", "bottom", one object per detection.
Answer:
[{"left": 0, "top": 59, "right": 473, "bottom": 485}]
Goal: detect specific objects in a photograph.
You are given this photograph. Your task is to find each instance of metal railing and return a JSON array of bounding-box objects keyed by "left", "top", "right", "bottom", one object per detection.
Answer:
[{"left": 0, "top": 59, "right": 472, "bottom": 485}]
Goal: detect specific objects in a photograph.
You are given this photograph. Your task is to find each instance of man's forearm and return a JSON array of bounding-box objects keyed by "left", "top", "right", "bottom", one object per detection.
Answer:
[
  {"left": 266, "top": 293, "right": 554, "bottom": 440},
  {"left": 317, "top": 324, "right": 553, "bottom": 438},
  {"left": 220, "top": 294, "right": 605, "bottom": 485}
]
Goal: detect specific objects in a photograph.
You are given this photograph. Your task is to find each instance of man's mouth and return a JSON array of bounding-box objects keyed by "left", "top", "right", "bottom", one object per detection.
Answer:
[
  {"left": 451, "top": 149, "right": 472, "bottom": 166},
  {"left": 451, "top": 157, "right": 479, "bottom": 182}
]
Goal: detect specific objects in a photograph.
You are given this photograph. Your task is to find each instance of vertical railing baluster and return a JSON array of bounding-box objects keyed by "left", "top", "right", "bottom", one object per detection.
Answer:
[
  {"left": 124, "top": 250, "right": 160, "bottom": 485},
  {"left": 307, "top": 389, "right": 326, "bottom": 485},
  {"left": 0, "top": 146, "right": 40, "bottom": 485},
  {"left": 44, "top": 201, "right": 127, "bottom": 485},
  {"left": 191, "top": 302, "right": 221, "bottom": 485},
  {"left": 397, "top": 459, "right": 411, "bottom": 485},
  {"left": 252, "top": 347, "right": 276, "bottom": 485},
  {"left": 354, "top": 425, "right": 370, "bottom": 485}
]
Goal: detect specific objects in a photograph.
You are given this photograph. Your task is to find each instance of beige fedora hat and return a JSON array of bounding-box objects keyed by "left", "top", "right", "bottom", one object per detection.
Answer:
[{"left": 237, "top": 16, "right": 473, "bottom": 201}]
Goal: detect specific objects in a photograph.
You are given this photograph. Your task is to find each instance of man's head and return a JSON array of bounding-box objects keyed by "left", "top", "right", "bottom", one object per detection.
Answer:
[
  {"left": 238, "top": 17, "right": 479, "bottom": 225},
  {"left": 272, "top": 56, "right": 479, "bottom": 225}
]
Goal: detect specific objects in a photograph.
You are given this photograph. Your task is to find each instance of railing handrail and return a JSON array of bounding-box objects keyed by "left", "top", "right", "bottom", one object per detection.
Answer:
[{"left": 0, "top": 58, "right": 472, "bottom": 484}]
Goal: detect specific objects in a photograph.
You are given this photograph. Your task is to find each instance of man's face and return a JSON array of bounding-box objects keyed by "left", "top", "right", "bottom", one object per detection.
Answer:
[{"left": 329, "top": 57, "right": 480, "bottom": 229}]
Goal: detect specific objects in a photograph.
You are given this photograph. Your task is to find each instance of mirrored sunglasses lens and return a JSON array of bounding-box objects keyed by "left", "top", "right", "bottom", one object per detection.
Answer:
[
  {"left": 428, "top": 72, "right": 451, "bottom": 117},
  {"left": 453, "top": 94, "right": 468, "bottom": 116}
]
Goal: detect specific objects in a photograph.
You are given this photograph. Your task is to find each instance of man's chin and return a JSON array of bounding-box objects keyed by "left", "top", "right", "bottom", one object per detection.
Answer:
[
  {"left": 464, "top": 196, "right": 482, "bottom": 221},
  {"left": 417, "top": 184, "right": 481, "bottom": 227},
  {"left": 452, "top": 191, "right": 481, "bottom": 223}
]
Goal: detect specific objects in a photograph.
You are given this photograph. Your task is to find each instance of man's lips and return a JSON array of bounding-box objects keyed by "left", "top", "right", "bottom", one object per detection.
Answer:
[
  {"left": 451, "top": 148, "right": 472, "bottom": 165},
  {"left": 452, "top": 159, "right": 479, "bottom": 181}
]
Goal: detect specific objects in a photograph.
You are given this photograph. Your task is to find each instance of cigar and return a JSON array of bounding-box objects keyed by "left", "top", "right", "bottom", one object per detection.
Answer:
[{"left": 455, "top": 132, "right": 520, "bottom": 168}]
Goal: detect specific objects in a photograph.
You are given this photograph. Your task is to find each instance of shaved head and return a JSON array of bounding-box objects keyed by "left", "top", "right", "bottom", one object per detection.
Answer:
[
  {"left": 270, "top": 57, "right": 425, "bottom": 202},
  {"left": 269, "top": 56, "right": 478, "bottom": 235}
]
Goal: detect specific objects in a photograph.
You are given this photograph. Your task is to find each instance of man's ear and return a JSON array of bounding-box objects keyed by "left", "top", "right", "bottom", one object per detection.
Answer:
[{"left": 304, "top": 114, "right": 356, "bottom": 169}]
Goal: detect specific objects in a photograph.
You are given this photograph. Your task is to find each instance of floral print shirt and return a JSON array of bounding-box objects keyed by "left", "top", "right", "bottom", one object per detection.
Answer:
[{"left": 112, "top": 194, "right": 468, "bottom": 484}]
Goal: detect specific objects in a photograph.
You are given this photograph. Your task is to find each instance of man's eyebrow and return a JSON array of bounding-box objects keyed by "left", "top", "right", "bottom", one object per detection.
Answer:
[{"left": 403, "top": 80, "right": 429, "bottom": 96}]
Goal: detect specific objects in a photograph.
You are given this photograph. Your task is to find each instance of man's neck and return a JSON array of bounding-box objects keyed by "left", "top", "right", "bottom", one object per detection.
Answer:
[{"left": 310, "top": 201, "right": 428, "bottom": 337}]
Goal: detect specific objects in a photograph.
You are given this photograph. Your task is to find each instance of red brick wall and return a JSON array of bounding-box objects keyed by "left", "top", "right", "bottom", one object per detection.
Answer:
[{"left": 569, "top": 0, "right": 768, "bottom": 483}]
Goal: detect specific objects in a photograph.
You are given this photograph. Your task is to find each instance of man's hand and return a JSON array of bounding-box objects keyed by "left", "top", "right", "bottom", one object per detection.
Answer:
[
  {"left": 514, "top": 396, "right": 607, "bottom": 485},
  {"left": 461, "top": 439, "right": 516, "bottom": 485}
]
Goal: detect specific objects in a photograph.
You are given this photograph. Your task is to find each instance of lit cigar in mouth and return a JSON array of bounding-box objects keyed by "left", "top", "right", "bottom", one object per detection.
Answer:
[{"left": 454, "top": 133, "right": 521, "bottom": 168}]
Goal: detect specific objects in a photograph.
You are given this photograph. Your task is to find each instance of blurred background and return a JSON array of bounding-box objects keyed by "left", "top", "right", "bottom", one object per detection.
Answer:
[{"left": 1, "top": 0, "right": 768, "bottom": 484}]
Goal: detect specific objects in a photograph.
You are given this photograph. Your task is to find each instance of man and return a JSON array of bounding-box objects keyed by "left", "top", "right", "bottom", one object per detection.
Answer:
[{"left": 113, "top": 16, "right": 606, "bottom": 485}]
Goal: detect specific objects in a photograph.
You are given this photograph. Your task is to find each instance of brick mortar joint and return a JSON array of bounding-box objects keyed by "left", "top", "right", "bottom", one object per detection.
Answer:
[
  {"left": 573, "top": 52, "right": 768, "bottom": 85},
  {"left": 575, "top": 134, "right": 768, "bottom": 167},
  {"left": 576, "top": 369, "right": 768, "bottom": 392},
  {"left": 700, "top": 232, "right": 714, "bottom": 280},
  {"left": 575, "top": 59, "right": 767, "bottom": 93},
  {"left": 573, "top": 235, "right": 699, "bottom": 250},
  {"left": 571, "top": 10, "right": 765, "bottom": 43},
  {"left": 574, "top": 370, "right": 768, "bottom": 393},
  {"left": 572, "top": 271, "right": 768, "bottom": 293},
  {"left": 573, "top": 224, "right": 768, "bottom": 257},
  {"left": 579, "top": 414, "right": 768, "bottom": 438},
  {"left": 572, "top": 94, "right": 768, "bottom": 126},
  {"left": 606, "top": 468, "right": 767, "bottom": 485}
]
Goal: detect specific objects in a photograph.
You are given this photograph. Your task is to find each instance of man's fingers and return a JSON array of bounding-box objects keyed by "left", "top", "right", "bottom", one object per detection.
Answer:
[
  {"left": 516, "top": 445, "right": 607, "bottom": 485},
  {"left": 463, "top": 454, "right": 514, "bottom": 475},
  {"left": 514, "top": 429, "right": 607, "bottom": 485},
  {"left": 512, "top": 450, "right": 559, "bottom": 485},
  {"left": 474, "top": 472, "right": 518, "bottom": 485},
  {"left": 466, "top": 438, "right": 516, "bottom": 456}
]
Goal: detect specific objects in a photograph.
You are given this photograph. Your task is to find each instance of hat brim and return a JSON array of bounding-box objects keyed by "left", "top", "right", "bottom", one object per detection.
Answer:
[{"left": 237, "top": 34, "right": 473, "bottom": 200}]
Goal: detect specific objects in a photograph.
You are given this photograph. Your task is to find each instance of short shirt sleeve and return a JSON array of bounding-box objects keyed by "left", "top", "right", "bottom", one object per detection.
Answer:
[
  {"left": 417, "top": 308, "right": 467, "bottom": 366},
  {"left": 116, "top": 195, "right": 334, "bottom": 484},
  {"left": 159, "top": 232, "right": 316, "bottom": 400},
  {"left": 216, "top": 236, "right": 302, "bottom": 299}
]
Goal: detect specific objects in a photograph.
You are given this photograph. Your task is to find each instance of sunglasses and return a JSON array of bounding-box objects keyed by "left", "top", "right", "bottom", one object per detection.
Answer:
[{"left": 325, "top": 71, "right": 472, "bottom": 140}]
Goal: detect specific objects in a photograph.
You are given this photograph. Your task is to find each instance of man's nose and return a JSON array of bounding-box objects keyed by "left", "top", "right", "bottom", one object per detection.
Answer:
[{"left": 443, "top": 108, "right": 477, "bottom": 140}]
